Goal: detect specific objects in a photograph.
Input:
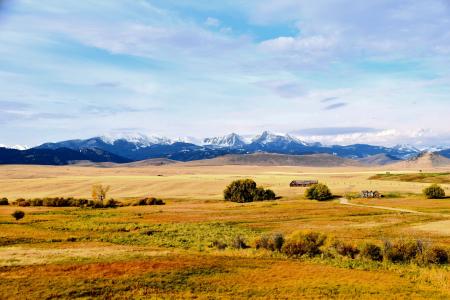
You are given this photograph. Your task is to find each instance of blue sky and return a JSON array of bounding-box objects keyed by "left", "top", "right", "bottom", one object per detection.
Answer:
[{"left": 0, "top": 0, "right": 449, "bottom": 147}]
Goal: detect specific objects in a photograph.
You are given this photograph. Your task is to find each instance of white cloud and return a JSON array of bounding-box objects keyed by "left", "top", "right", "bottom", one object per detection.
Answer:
[
  {"left": 293, "top": 128, "right": 450, "bottom": 148},
  {"left": 260, "top": 35, "right": 336, "bottom": 53}
]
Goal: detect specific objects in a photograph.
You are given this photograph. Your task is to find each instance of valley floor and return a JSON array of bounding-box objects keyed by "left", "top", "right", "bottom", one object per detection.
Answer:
[{"left": 1, "top": 164, "right": 450, "bottom": 298}]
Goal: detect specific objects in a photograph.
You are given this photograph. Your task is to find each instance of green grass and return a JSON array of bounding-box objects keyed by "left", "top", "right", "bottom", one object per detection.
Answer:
[
  {"left": 369, "top": 173, "right": 450, "bottom": 184},
  {"left": 9, "top": 209, "right": 259, "bottom": 249}
]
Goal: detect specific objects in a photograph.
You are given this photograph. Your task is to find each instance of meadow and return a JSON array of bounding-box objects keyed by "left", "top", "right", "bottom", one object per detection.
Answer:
[{"left": 1, "top": 163, "right": 450, "bottom": 299}]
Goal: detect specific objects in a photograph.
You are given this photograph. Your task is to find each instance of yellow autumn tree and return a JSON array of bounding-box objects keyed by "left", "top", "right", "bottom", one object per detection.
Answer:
[{"left": 92, "top": 184, "right": 110, "bottom": 203}]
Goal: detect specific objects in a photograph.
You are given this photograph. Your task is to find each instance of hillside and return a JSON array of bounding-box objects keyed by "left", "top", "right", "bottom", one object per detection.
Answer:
[
  {"left": 390, "top": 152, "right": 450, "bottom": 170},
  {"left": 358, "top": 154, "right": 401, "bottom": 165},
  {"left": 124, "top": 158, "right": 178, "bottom": 167},
  {"left": 0, "top": 147, "right": 131, "bottom": 165},
  {"left": 185, "top": 153, "right": 362, "bottom": 167}
]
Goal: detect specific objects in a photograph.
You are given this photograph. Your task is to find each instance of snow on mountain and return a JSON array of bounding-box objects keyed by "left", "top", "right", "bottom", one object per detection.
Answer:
[
  {"left": 99, "top": 133, "right": 173, "bottom": 147},
  {"left": 0, "top": 144, "right": 29, "bottom": 150},
  {"left": 173, "top": 136, "right": 203, "bottom": 145},
  {"left": 203, "top": 133, "right": 246, "bottom": 148},
  {"left": 251, "top": 131, "right": 310, "bottom": 146},
  {"left": 392, "top": 144, "right": 420, "bottom": 153}
]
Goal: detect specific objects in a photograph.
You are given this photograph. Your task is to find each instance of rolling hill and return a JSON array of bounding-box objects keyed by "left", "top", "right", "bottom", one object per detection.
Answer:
[
  {"left": 0, "top": 147, "right": 131, "bottom": 165},
  {"left": 185, "top": 153, "right": 362, "bottom": 167},
  {"left": 390, "top": 152, "right": 450, "bottom": 169}
]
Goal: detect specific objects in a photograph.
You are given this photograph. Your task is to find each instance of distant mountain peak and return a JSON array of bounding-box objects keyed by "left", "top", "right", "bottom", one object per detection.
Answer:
[
  {"left": 0, "top": 144, "right": 29, "bottom": 150},
  {"left": 251, "top": 131, "right": 310, "bottom": 146},
  {"left": 203, "top": 133, "right": 246, "bottom": 148},
  {"left": 99, "top": 133, "right": 173, "bottom": 147},
  {"left": 392, "top": 144, "right": 420, "bottom": 152}
]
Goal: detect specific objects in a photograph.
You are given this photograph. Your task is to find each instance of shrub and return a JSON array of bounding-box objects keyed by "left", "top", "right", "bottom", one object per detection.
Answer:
[
  {"left": 360, "top": 243, "right": 383, "bottom": 261},
  {"left": 12, "top": 210, "right": 25, "bottom": 221},
  {"left": 421, "top": 246, "right": 449, "bottom": 265},
  {"left": 263, "top": 189, "right": 276, "bottom": 200},
  {"left": 305, "top": 183, "right": 333, "bottom": 201},
  {"left": 224, "top": 179, "right": 277, "bottom": 202},
  {"left": 383, "top": 239, "right": 424, "bottom": 263},
  {"left": 0, "top": 198, "right": 8, "bottom": 205},
  {"left": 255, "top": 233, "right": 285, "bottom": 252},
  {"left": 232, "top": 235, "right": 249, "bottom": 249},
  {"left": 282, "top": 231, "right": 327, "bottom": 257},
  {"left": 330, "top": 240, "right": 360, "bottom": 259},
  {"left": 133, "top": 197, "right": 165, "bottom": 206},
  {"left": 423, "top": 184, "right": 445, "bottom": 199},
  {"left": 211, "top": 240, "right": 227, "bottom": 250},
  {"left": 11, "top": 197, "right": 115, "bottom": 208},
  {"left": 104, "top": 199, "right": 118, "bottom": 208}
]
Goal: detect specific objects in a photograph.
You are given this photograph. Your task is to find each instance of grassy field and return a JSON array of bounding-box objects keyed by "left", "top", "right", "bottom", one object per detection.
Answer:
[
  {"left": 369, "top": 172, "right": 450, "bottom": 184},
  {"left": 1, "top": 164, "right": 450, "bottom": 298}
]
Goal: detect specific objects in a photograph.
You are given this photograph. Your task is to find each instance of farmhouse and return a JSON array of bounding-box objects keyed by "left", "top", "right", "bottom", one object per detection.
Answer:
[
  {"left": 290, "top": 180, "right": 318, "bottom": 187},
  {"left": 360, "top": 190, "right": 381, "bottom": 198}
]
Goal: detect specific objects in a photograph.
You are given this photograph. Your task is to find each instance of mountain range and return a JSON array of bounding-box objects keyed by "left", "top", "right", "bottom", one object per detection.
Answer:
[{"left": 0, "top": 131, "right": 449, "bottom": 165}]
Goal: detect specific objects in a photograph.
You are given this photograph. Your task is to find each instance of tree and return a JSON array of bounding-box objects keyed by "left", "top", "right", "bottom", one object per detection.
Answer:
[
  {"left": 92, "top": 184, "right": 110, "bottom": 203},
  {"left": 12, "top": 210, "right": 25, "bottom": 221},
  {"left": 305, "top": 183, "right": 333, "bottom": 201},
  {"left": 423, "top": 184, "right": 445, "bottom": 199},
  {"left": 224, "top": 179, "right": 257, "bottom": 203},
  {"left": 224, "top": 179, "right": 277, "bottom": 202}
]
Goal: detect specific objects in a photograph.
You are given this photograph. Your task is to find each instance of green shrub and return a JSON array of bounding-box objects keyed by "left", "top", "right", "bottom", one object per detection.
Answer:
[
  {"left": 330, "top": 240, "right": 360, "bottom": 259},
  {"left": 360, "top": 243, "right": 383, "bottom": 261},
  {"left": 282, "top": 231, "right": 327, "bottom": 257},
  {"left": 305, "top": 183, "right": 333, "bottom": 201},
  {"left": 255, "top": 233, "right": 285, "bottom": 251},
  {"left": 11, "top": 210, "right": 25, "bottom": 221},
  {"left": 423, "top": 184, "right": 445, "bottom": 199},
  {"left": 0, "top": 198, "right": 8, "bottom": 205},
  {"left": 224, "top": 179, "right": 277, "bottom": 203}
]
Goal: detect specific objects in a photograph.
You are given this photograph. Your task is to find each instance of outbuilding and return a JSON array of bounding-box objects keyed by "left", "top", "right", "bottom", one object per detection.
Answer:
[{"left": 290, "top": 180, "right": 318, "bottom": 187}]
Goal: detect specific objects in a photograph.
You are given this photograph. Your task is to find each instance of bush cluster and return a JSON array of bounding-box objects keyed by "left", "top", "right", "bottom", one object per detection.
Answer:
[
  {"left": 223, "top": 179, "right": 277, "bottom": 203},
  {"left": 383, "top": 239, "right": 449, "bottom": 265},
  {"left": 132, "top": 197, "right": 165, "bottom": 206},
  {"left": 329, "top": 240, "right": 360, "bottom": 259},
  {"left": 255, "top": 233, "right": 285, "bottom": 252},
  {"left": 0, "top": 197, "right": 8, "bottom": 205},
  {"left": 210, "top": 235, "right": 249, "bottom": 250},
  {"left": 251, "top": 231, "right": 449, "bottom": 266},
  {"left": 359, "top": 243, "right": 383, "bottom": 261},
  {"left": 13, "top": 197, "right": 118, "bottom": 208},
  {"left": 305, "top": 183, "right": 333, "bottom": 201},
  {"left": 423, "top": 184, "right": 445, "bottom": 199},
  {"left": 281, "top": 231, "right": 327, "bottom": 257}
]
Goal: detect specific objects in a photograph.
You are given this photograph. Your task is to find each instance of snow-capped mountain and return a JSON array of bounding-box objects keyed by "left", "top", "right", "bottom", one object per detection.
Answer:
[
  {"left": 0, "top": 144, "right": 29, "bottom": 150},
  {"left": 203, "top": 133, "right": 247, "bottom": 148},
  {"left": 251, "top": 131, "right": 311, "bottom": 146},
  {"left": 99, "top": 133, "right": 173, "bottom": 148},
  {"left": 392, "top": 144, "right": 420, "bottom": 153},
  {"left": 28, "top": 131, "right": 447, "bottom": 164}
]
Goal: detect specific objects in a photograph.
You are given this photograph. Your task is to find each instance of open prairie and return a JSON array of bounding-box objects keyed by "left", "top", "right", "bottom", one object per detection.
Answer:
[{"left": 1, "top": 163, "right": 450, "bottom": 299}]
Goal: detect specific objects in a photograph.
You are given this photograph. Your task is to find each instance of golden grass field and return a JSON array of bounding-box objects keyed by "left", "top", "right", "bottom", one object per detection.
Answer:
[{"left": 1, "top": 163, "right": 450, "bottom": 299}]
